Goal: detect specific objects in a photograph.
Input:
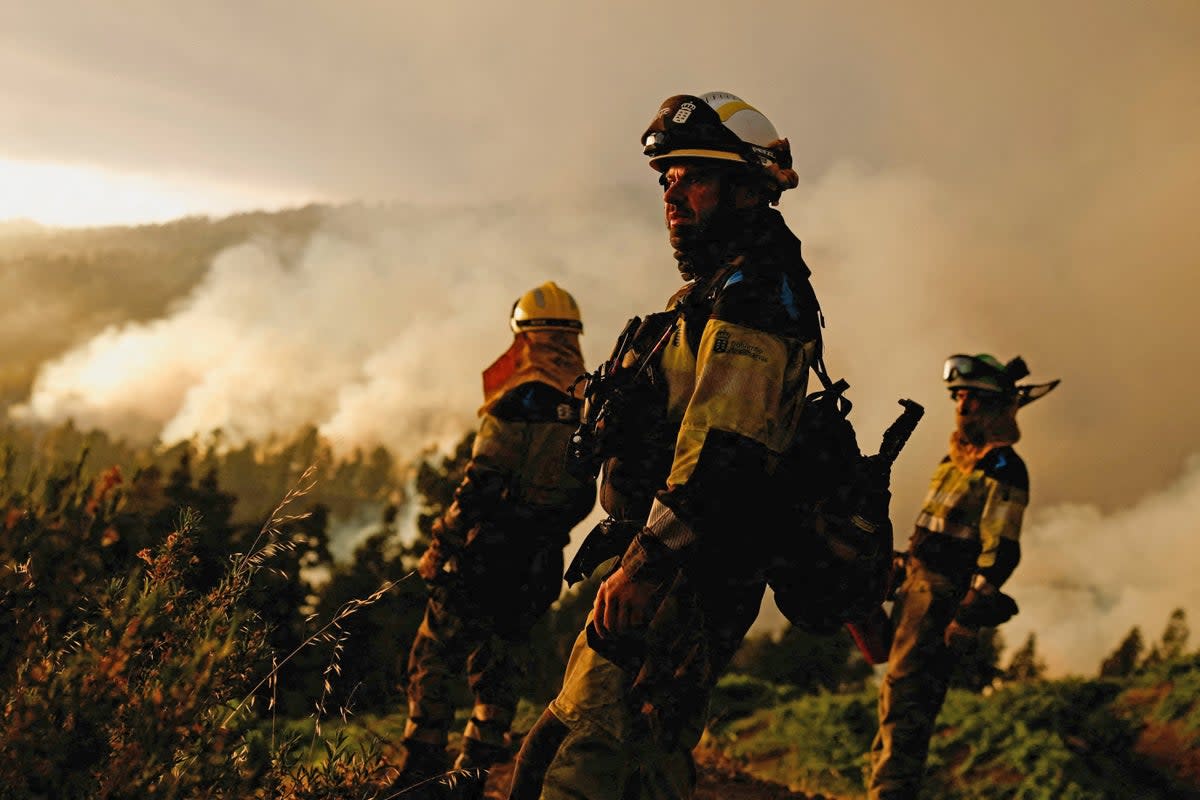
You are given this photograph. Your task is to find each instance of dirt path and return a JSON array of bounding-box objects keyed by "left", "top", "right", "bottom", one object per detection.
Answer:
[{"left": 478, "top": 747, "right": 826, "bottom": 800}]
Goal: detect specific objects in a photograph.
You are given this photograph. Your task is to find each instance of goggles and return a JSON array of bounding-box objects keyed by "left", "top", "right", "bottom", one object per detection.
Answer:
[{"left": 943, "top": 354, "right": 1004, "bottom": 384}]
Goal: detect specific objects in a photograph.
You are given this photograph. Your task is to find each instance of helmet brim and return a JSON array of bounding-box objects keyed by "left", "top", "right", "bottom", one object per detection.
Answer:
[
  {"left": 648, "top": 149, "right": 748, "bottom": 170},
  {"left": 511, "top": 318, "right": 584, "bottom": 334},
  {"left": 1016, "top": 380, "right": 1060, "bottom": 407}
]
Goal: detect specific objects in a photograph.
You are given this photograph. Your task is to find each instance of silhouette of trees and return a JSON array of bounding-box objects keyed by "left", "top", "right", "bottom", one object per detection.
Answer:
[
  {"left": 1004, "top": 632, "right": 1047, "bottom": 682},
  {"left": 949, "top": 627, "right": 1005, "bottom": 691},
  {"left": 1144, "top": 607, "right": 1190, "bottom": 667},
  {"left": 1100, "top": 626, "right": 1145, "bottom": 678},
  {"left": 731, "top": 624, "right": 873, "bottom": 694}
]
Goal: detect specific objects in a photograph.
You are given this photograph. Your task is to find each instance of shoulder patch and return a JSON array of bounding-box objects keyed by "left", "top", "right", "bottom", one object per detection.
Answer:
[
  {"left": 489, "top": 381, "right": 580, "bottom": 424},
  {"left": 712, "top": 267, "right": 820, "bottom": 340},
  {"left": 978, "top": 446, "right": 1029, "bottom": 490}
]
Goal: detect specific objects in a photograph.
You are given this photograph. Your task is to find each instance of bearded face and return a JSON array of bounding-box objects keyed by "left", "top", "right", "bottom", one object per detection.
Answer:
[
  {"left": 954, "top": 389, "right": 1019, "bottom": 446},
  {"left": 660, "top": 162, "right": 729, "bottom": 252}
]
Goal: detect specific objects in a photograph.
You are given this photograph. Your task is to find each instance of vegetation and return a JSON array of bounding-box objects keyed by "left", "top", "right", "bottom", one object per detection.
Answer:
[
  {"left": 0, "top": 421, "right": 600, "bottom": 797},
  {"left": 708, "top": 611, "right": 1200, "bottom": 800},
  {"left": 0, "top": 413, "right": 1195, "bottom": 798},
  {"left": 0, "top": 455, "right": 394, "bottom": 797}
]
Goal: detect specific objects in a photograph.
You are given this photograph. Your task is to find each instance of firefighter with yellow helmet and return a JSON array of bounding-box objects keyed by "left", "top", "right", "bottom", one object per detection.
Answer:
[
  {"left": 505, "top": 91, "right": 817, "bottom": 800},
  {"left": 867, "top": 354, "right": 1059, "bottom": 799},
  {"left": 393, "top": 281, "right": 596, "bottom": 789}
]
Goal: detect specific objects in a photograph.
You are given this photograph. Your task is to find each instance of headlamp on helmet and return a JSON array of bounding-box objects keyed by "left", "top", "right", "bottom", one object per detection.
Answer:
[{"left": 640, "top": 91, "right": 799, "bottom": 196}]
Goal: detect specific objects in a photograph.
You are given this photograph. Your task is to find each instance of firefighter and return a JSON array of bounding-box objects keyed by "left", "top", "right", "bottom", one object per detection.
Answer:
[
  {"left": 393, "top": 282, "right": 597, "bottom": 789},
  {"left": 506, "top": 91, "right": 817, "bottom": 800},
  {"left": 867, "top": 353, "right": 1059, "bottom": 800}
]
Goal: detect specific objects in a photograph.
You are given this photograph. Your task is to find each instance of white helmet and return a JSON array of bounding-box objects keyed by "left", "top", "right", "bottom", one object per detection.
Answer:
[
  {"left": 509, "top": 281, "right": 583, "bottom": 334},
  {"left": 640, "top": 91, "right": 799, "bottom": 193}
]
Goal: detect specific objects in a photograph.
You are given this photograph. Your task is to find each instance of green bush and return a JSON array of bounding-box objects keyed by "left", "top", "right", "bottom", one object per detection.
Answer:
[
  {"left": 709, "top": 685, "right": 878, "bottom": 797},
  {"left": 0, "top": 457, "right": 399, "bottom": 798}
]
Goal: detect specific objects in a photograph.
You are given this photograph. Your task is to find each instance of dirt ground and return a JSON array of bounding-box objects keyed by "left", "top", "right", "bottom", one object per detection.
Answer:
[{"left": 477, "top": 746, "right": 827, "bottom": 800}]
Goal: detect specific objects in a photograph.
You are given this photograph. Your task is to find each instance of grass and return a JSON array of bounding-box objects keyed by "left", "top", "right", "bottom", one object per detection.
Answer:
[{"left": 705, "top": 664, "right": 1200, "bottom": 800}]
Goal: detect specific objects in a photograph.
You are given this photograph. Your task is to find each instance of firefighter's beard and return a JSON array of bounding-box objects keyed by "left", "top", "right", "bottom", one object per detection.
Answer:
[
  {"left": 955, "top": 404, "right": 1020, "bottom": 447},
  {"left": 667, "top": 205, "right": 733, "bottom": 279},
  {"left": 948, "top": 403, "right": 1020, "bottom": 472},
  {"left": 668, "top": 211, "right": 715, "bottom": 253}
]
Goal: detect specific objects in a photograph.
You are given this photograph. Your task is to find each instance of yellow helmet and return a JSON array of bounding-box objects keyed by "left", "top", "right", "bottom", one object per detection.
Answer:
[{"left": 510, "top": 281, "right": 583, "bottom": 334}]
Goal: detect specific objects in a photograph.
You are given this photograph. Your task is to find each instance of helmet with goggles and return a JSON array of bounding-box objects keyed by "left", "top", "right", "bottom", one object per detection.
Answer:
[
  {"left": 944, "top": 353, "right": 1060, "bottom": 407},
  {"left": 510, "top": 281, "right": 583, "bottom": 334},
  {"left": 640, "top": 91, "right": 799, "bottom": 196}
]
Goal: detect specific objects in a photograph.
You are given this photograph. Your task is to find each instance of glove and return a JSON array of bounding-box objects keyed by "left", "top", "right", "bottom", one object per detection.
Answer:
[
  {"left": 955, "top": 582, "right": 1019, "bottom": 628},
  {"left": 418, "top": 517, "right": 457, "bottom": 583},
  {"left": 417, "top": 538, "right": 449, "bottom": 583},
  {"left": 943, "top": 619, "right": 978, "bottom": 653}
]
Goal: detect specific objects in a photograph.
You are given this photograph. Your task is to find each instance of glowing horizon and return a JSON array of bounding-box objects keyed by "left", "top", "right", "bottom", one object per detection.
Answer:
[{"left": 0, "top": 158, "right": 320, "bottom": 228}]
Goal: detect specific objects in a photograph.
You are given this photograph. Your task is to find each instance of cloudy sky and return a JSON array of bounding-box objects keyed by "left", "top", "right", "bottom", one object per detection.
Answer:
[{"left": 3, "top": 1, "right": 1199, "bottom": 674}]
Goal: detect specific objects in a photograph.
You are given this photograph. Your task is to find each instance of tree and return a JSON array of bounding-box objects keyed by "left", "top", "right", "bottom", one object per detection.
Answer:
[
  {"left": 1157, "top": 607, "right": 1189, "bottom": 661},
  {"left": 1143, "top": 608, "right": 1190, "bottom": 668},
  {"left": 948, "top": 627, "right": 1005, "bottom": 691},
  {"left": 1004, "top": 632, "right": 1046, "bottom": 682},
  {"left": 1099, "top": 626, "right": 1145, "bottom": 678},
  {"left": 729, "top": 623, "right": 872, "bottom": 694}
]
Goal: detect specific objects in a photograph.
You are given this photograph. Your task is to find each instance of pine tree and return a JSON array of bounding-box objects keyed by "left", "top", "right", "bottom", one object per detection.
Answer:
[
  {"left": 1158, "top": 608, "right": 1189, "bottom": 661},
  {"left": 1004, "top": 632, "right": 1046, "bottom": 682},
  {"left": 949, "top": 627, "right": 1005, "bottom": 691},
  {"left": 1099, "top": 626, "right": 1145, "bottom": 677}
]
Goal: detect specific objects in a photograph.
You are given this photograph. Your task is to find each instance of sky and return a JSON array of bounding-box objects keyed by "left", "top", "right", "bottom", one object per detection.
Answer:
[{"left": 3, "top": 0, "right": 1199, "bottom": 675}]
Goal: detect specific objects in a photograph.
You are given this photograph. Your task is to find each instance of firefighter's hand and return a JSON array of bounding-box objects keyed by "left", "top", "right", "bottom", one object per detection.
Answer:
[
  {"left": 592, "top": 566, "right": 660, "bottom": 639},
  {"left": 943, "top": 619, "right": 978, "bottom": 653},
  {"left": 417, "top": 540, "right": 447, "bottom": 583}
]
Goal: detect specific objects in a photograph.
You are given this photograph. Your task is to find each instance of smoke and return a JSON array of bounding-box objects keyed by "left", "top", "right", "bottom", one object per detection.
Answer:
[
  {"left": 1004, "top": 453, "right": 1200, "bottom": 676},
  {"left": 13, "top": 149, "right": 1200, "bottom": 676},
  {"left": 11, "top": 192, "right": 677, "bottom": 459}
]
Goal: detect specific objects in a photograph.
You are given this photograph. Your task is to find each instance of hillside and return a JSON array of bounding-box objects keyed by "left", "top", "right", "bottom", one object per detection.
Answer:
[
  {"left": 703, "top": 661, "right": 1200, "bottom": 800},
  {"left": 0, "top": 205, "right": 328, "bottom": 406}
]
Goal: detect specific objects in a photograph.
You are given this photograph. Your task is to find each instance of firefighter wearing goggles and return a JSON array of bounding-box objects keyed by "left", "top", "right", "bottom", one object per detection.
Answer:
[
  {"left": 867, "top": 354, "right": 1059, "bottom": 800},
  {"left": 392, "top": 282, "right": 596, "bottom": 790},
  {"left": 506, "top": 92, "right": 818, "bottom": 800}
]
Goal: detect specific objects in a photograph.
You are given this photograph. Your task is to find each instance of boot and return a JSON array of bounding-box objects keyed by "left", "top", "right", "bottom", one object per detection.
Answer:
[{"left": 392, "top": 738, "right": 451, "bottom": 792}]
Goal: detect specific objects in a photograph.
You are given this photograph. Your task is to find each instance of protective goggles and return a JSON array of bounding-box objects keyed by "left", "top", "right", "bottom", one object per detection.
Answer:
[{"left": 943, "top": 354, "right": 1003, "bottom": 383}]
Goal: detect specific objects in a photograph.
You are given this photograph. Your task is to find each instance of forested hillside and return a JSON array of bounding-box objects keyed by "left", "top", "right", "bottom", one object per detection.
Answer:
[
  {"left": 2, "top": 211, "right": 1197, "bottom": 799},
  {"left": 1, "top": 420, "right": 1195, "bottom": 798},
  {"left": 0, "top": 206, "right": 327, "bottom": 406}
]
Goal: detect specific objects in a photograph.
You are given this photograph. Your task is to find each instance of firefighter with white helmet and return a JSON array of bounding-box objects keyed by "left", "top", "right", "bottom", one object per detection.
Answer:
[
  {"left": 867, "top": 354, "right": 1059, "bottom": 799},
  {"left": 506, "top": 92, "right": 819, "bottom": 800},
  {"left": 392, "top": 281, "right": 595, "bottom": 790}
]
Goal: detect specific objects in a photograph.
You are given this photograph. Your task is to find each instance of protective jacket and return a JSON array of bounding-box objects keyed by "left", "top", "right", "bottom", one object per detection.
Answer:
[
  {"left": 868, "top": 445, "right": 1028, "bottom": 800},
  {"left": 615, "top": 207, "right": 821, "bottom": 583},
  {"left": 404, "top": 343, "right": 595, "bottom": 757},
  {"left": 908, "top": 446, "right": 1027, "bottom": 588},
  {"left": 539, "top": 208, "right": 821, "bottom": 800}
]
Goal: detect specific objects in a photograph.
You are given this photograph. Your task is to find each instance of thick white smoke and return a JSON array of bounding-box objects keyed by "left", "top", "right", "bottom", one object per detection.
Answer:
[
  {"left": 1003, "top": 453, "right": 1200, "bottom": 677},
  {"left": 12, "top": 157, "right": 1200, "bottom": 676},
  {"left": 12, "top": 193, "right": 676, "bottom": 459}
]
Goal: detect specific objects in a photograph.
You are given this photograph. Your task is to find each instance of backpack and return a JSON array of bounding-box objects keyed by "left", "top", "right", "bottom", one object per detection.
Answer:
[{"left": 766, "top": 354, "right": 923, "bottom": 642}]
